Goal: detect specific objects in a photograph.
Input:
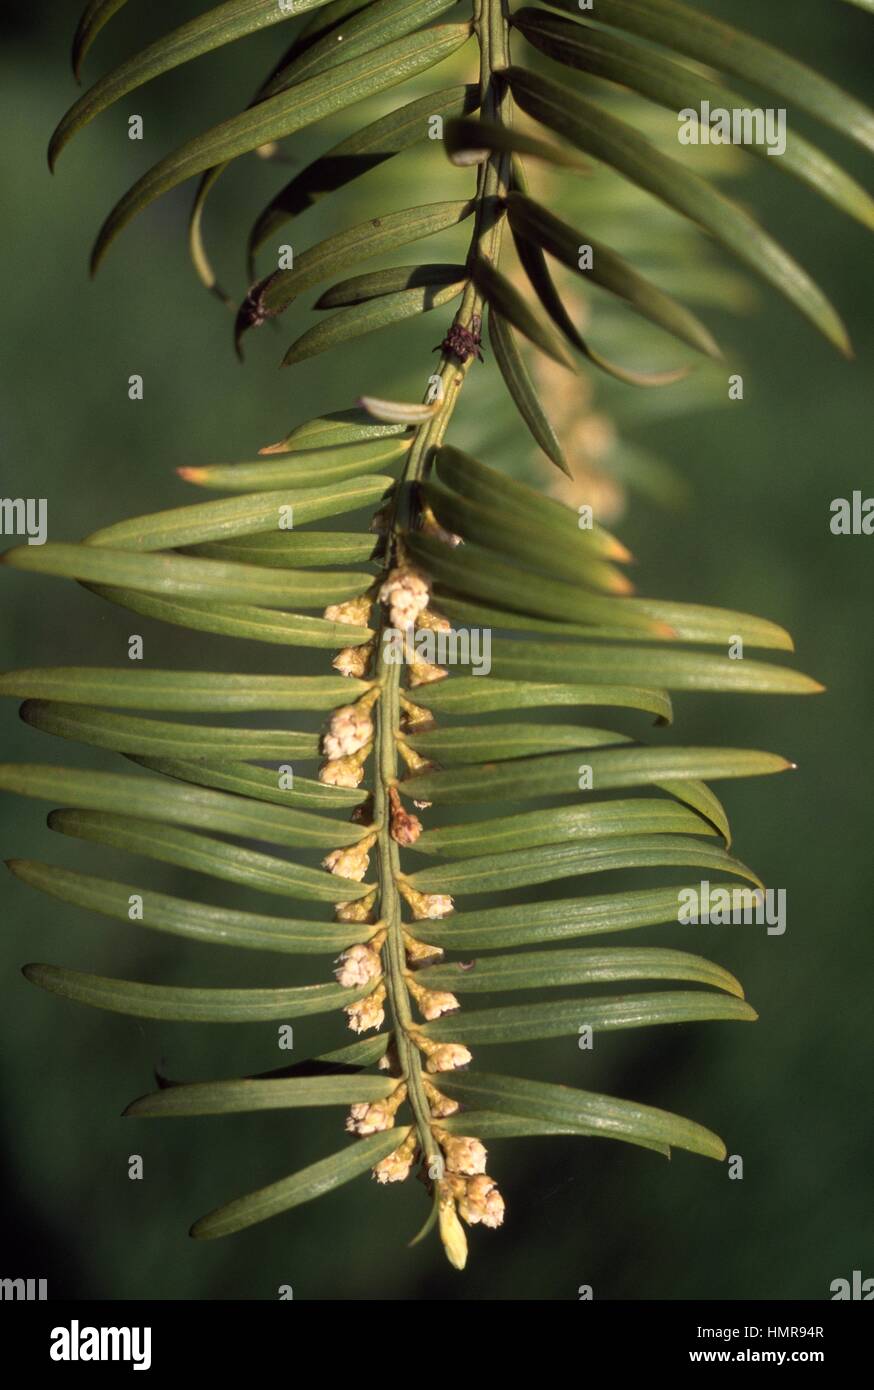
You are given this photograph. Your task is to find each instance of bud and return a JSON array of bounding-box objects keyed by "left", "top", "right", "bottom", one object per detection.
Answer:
[
  {"left": 346, "top": 1083, "right": 406, "bottom": 1135},
  {"left": 437, "top": 1185, "right": 469, "bottom": 1270},
  {"left": 323, "top": 595, "right": 373, "bottom": 627},
  {"left": 423, "top": 1078, "right": 459, "bottom": 1117},
  {"left": 398, "top": 882, "right": 454, "bottom": 920},
  {"left": 369, "top": 504, "right": 392, "bottom": 535},
  {"left": 402, "top": 930, "right": 444, "bottom": 965},
  {"left": 457, "top": 1174, "right": 505, "bottom": 1229},
  {"left": 441, "top": 1134, "right": 488, "bottom": 1177},
  {"left": 346, "top": 1101, "right": 391, "bottom": 1136},
  {"left": 322, "top": 702, "right": 374, "bottom": 760},
  {"left": 334, "top": 891, "right": 378, "bottom": 924},
  {"left": 372, "top": 1130, "right": 417, "bottom": 1184},
  {"left": 345, "top": 983, "right": 386, "bottom": 1033},
  {"left": 409, "top": 656, "right": 448, "bottom": 687},
  {"left": 420, "top": 507, "right": 462, "bottom": 548},
  {"left": 396, "top": 741, "right": 433, "bottom": 775},
  {"left": 417, "top": 607, "right": 451, "bottom": 633},
  {"left": 399, "top": 696, "right": 434, "bottom": 731},
  {"left": 334, "top": 942, "right": 382, "bottom": 989},
  {"left": 378, "top": 566, "right": 430, "bottom": 630},
  {"left": 318, "top": 753, "right": 367, "bottom": 788},
  {"left": 407, "top": 976, "right": 459, "bottom": 1021},
  {"left": 422, "top": 1042, "right": 472, "bottom": 1074},
  {"left": 389, "top": 786, "right": 422, "bottom": 846},
  {"left": 323, "top": 832, "right": 376, "bottom": 883},
  {"left": 332, "top": 644, "right": 373, "bottom": 679}
]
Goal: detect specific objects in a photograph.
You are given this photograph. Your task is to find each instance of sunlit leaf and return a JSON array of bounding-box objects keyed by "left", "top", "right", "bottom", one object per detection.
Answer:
[{"left": 90, "top": 23, "right": 474, "bottom": 271}]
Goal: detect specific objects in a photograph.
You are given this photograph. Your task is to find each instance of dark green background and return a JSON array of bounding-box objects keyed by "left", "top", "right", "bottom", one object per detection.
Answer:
[{"left": 1, "top": 0, "right": 871, "bottom": 1300}]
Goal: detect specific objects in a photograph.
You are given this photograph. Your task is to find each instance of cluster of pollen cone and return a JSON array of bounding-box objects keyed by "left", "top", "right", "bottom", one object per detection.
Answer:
[{"left": 316, "top": 555, "right": 505, "bottom": 1262}]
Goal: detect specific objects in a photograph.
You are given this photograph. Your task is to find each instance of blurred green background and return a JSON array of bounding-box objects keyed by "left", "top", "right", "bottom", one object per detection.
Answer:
[{"left": 1, "top": 0, "right": 872, "bottom": 1300}]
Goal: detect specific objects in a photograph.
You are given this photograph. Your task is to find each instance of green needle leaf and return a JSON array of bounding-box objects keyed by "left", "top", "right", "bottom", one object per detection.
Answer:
[
  {"left": 422, "top": 676, "right": 673, "bottom": 723},
  {"left": 0, "top": 763, "right": 364, "bottom": 850},
  {"left": 47, "top": 810, "right": 371, "bottom": 902},
  {"left": 471, "top": 256, "right": 577, "bottom": 368},
  {"left": 316, "top": 263, "right": 469, "bottom": 310},
  {"left": 85, "top": 475, "right": 393, "bottom": 550},
  {"left": 7, "top": 860, "right": 374, "bottom": 954},
  {"left": 434, "top": 444, "right": 630, "bottom": 562},
  {"left": 406, "top": 834, "right": 761, "bottom": 896},
  {"left": 403, "top": 530, "right": 660, "bottom": 632},
  {"left": 543, "top": 0, "right": 874, "bottom": 155},
  {"left": 509, "top": 157, "right": 693, "bottom": 388},
  {"left": 0, "top": 668, "right": 370, "bottom": 711},
  {"left": 415, "top": 884, "right": 739, "bottom": 949},
  {"left": 178, "top": 437, "right": 408, "bottom": 493},
  {"left": 420, "top": 990, "right": 757, "bottom": 1045},
  {"left": 506, "top": 190, "right": 721, "bottom": 359},
  {"left": 19, "top": 700, "right": 320, "bottom": 765},
  {"left": 82, "top": 585, "right": 373, "bottom": 649},
  {"left": 486, "top": 639, "right": 823, "bottom": 695},
  {"left": 190, "top": 1129, "right": 409, "bottom": 1238},
  {"left": 123, "top": 756, "right": 347, "bottom": 812},
  {"left": 444, "top": 113, "right": 590, "bottom": 170},
  {"left": 184, "top": 532, "right": 377, "bottom": 567},
  {"left": 23, "top": 962, "right": 368, "bottom": 1023},
  {"left": 248, "top": 85, "right": 479, "bottom": 263},
  {"left": 403, "top": 745, "right": 791, "bottom": 805},
  {"left": 437, "top": 1109, "right": 665, "bottom": 1148},
  {"left": 89, "top": 22, "right": 473, "bottom": 271},
  {"left": 246, "top": 200, "right": 473, "bottom": 331},
  {"left": 437, "top": 1071, "right": 726, "bottom": 1159},
  {"left": 407, "top": 721, "right": 629, "bottom": 763},
  {"left": 507, "top": 64, "right": 852, "bottom": 354},
  {"left": 72, "top": 1, "right": 132, "bottom": 80},
  {"left": 413, "top": 798, "right": 715, "bottom": 857},
  {"left": 487, "top": 305, "right": 570, "bottom": 475},
  {"left": 514, "top": 8, "right": 874, "bottom": 231},
  {"left": 125, "top": 1074, "right": 395, "bottom": 1117},
  {"left": 53, "top": 0, "right": 319, "bottom": 167},
  {"left": 418, "top": 945, "right": 743, "bottom": 997},
  {"left": 282, "top": 279, "right": 466, "bottom": 366},
  {"left": 2, "top": 543, "right": 370, "bottom": 611},
  {"left": 421, "top": 478, "right": 627, "bottom": 592},
  {"left": 261, "top": 0, "right": 461, "bottom": 94}
]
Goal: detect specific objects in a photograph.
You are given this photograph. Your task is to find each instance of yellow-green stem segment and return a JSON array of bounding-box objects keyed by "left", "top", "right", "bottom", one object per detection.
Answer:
[{"left": 372, "top": 0, "right": 512, "bottom": 1184}]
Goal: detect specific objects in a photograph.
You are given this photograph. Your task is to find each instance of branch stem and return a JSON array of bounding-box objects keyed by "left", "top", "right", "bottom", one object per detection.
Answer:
[{"left": 368, "top": 0, "right": 512, "bottom": 1175}]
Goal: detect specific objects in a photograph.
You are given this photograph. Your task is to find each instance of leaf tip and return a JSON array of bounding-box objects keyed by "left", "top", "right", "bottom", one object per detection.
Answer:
[
  {"left": 88, "top": 239, "right": 105, "bottom": 279},
  {"left": 606, "top": 536, "right": 633, "bottom": 564},
  {"left": 46, "top": 123, "right": 65, "bottom": 174},
  {"left": 835, "top": 324, "right": 855, "bottom": 360},
  {"left": 608, "top": 571, "right": 635, "bottom": 595}
]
